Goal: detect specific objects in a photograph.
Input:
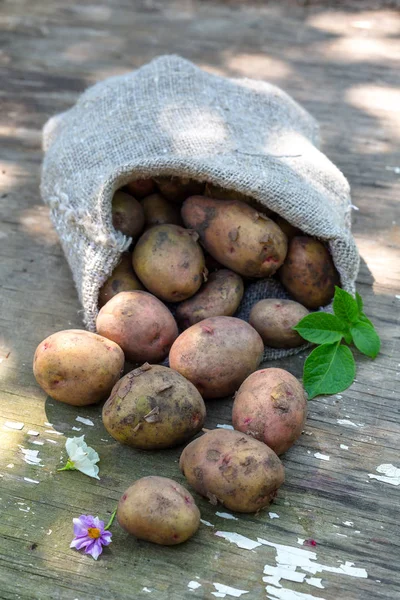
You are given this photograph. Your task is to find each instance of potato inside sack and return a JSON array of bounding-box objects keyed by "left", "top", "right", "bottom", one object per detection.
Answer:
[
  {"left": 155, "top": 176, "right": 205, "bottom": 203},
  {"left": 169, "top": 316, "right": 264, "bottom": 399},
  {"left": 33, "top": 329, "right": 124, "bottom": 406},
  {"left": 117, "top": 476, "right": 200, "bottom": 545},
  {"left": 102, "top": 364, "right": 206, "bottom": 449},
  {"left": 232, "top": 368, "right": 307, "bottom": 455},
  {"left": 141, "top": 193, "right": 182, "bottom": 228},
  {"left": 125, "top": 178, "right": 156, "bottom": 199},
  {"left": 181, "top": 196, "right": 287, "bottom": 278},
  {"left": 96, "top": 290, "right": 178, "bottom": 364},
  {"left": 112, "top": 191, "right": 145, "bottom": 239},
  {"left": 179, "top": 428, "right": 285, "bottom": 513},
  {"left": 132, "top": 224, "right": 206, "bottom": 302},
  {"left": 176, "top": 269, "right": 244, "bottom": 329},
  {"left": 279, "top": 236, "right": 340, "bottom": 309},
  {"left": 98, "top": 252, "right": 143, "bottom": 308}
]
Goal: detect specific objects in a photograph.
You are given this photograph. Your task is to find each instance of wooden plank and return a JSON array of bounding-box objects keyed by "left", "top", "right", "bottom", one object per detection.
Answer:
[{"left": 1, "top": 1, "right": 399, "bottom": 599}]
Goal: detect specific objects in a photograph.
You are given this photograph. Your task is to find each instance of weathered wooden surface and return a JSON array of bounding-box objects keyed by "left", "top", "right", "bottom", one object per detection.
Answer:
[{"left": 1, "top": 2, "right": 399, "bottom": 599}]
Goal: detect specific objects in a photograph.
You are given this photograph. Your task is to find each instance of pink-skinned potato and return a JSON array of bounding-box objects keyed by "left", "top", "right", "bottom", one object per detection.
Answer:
[
  {"left": 125, "top": 178, "right": 156, "bottom": 199},
  {"left": 102, "top": 364, "right": 206, "bottom": 449},
  {"left": 181, "top": 196, "right": 287, "bottom": 278},
  {"left": 249, "top": 299, "right": 308, "bottom": 349},
  {"left": 154, "top": 176, "right": 204, "bottom": 204},
  {"left": 141, "top": 193, "right": 182, "bottom": 228},
  {"left": 96, "top": 291, "right": 178, "bottom": 363},
  {"left": 33, "top": 329, "right": 124, "bottom": 406},
  {"left": 117, "top": 476, "right": 200, "bottom": 545},
  {"left": 169, "top": 316, "right": 264, "bottom": 399},
  {"left": 179, "top": 429, "right": 285, "bottom": 513},
  {"left": 232, "top": 368, "right": 307, "bottom": 455}
]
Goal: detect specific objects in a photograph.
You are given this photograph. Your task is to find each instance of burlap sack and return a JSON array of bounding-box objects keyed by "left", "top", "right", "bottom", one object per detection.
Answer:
[{"left": 41, "top": 55, "right": 359, "bottom": 360}]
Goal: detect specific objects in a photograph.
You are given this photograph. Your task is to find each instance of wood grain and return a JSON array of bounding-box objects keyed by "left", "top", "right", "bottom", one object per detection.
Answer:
[{"left": 0, "top": 1, "right": 399, "bottom": 599}]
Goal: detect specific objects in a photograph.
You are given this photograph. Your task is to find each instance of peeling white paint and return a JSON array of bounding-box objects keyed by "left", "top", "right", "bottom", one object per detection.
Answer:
[
  {"left": 76, "top": 416, "right": 94, "bottom": 426},
  {"left": 215, "top": 531, "right": 261, "bottom": 550},
  {"left": 188, "top": 581, "right": 202, "bottom": 590},
  {"left": 343, "top": 521, "right": 354, "bottom": 527},
  {"left": 368, "top": 464, "right": 400, "bottom": 486},
  {"left": 340, "top": 444, "right": 349, "bottom": 450},
  {"left": 336, "top": 534, "right": 348, "bottom": 538},
  {"left": 142, "top": 588, "right": 152, "bottom": 593},
  {"left": 200, "top": 519, "right": 214, "bottom": 527},
  {"left": 263, "top": 563, "right": 306, "bottom": 587},
  {"left": 269, "top": 512, "right": 280, "bottom": 519},
  {"left": 216, "top": 512, "right": 238, "bottom": 520},
  {"left": 44, "top": 422, "right": 53, "bottom": 426},
  {"left": 337, "top": 419, "right": 358, "bottom": 427},
  {"left": 266, "top": 585, "right": 324, "bottom": 600},
  {"left": 216, "top": 424, "right": 234, "bottom": 430},
  {"left": 72, "top": 426, "right": 82, "bottom": 431},
  {"left": 27, "top": 430, "right": 39, "bottom": 436},
  {"left": 4, "top": 421, "right": 24, "bottom": 430},
  {"left": 31, "top": 440, "right": 44, "bottom": 446},
  {"left": 46, "top": 439, "right": 58, "bottom": 444},
  {"left": 258, "top": 537, "right": 367, "bottom": 579},
  {"left": 212, "top": 583, "right": 249, "bottom": 597},
  {"left": 45, "top": 429, "right": 63, "bottom": 435},
  {"left": 6, "top": 464, "right": 14, "bottom": 469},
  {"left": 314, "top": 453, "right": 330, "bottom": 461},
  {"left": 297, "top": 538, "right": 305, "bottom": 545},
  {"left": 24, "top": 478, "right": 39, "bottom": 484},
  {"left": 20, "top": 447, "right": 42, "bottom": 465}
]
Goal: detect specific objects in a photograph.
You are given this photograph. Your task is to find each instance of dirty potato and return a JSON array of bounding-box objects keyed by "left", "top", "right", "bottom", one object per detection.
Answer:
[
  {"left": 98, "top": 253, "right": 143, "bottom": 308},
  {"left": 179, "top": 429, "right": 285, "bottom": 513},
  {"left": 155, "top": 176, "right": 204, "bottom": 203},
  {"left": 232, "top": 368, "right": 307, "bottom": 455},
  {"left": 181, "top": 196, "right": 287, "bottom": 278},
  {"left": 274, "top": 216, "right": 303, "bottom": 240},
  {"left": 117, "top": 476, "right": 200, "bottom": 545},
  {"left": 279, "top": 236, "right": 340, "bottom": 309},
  {"left": 102, "top": 364, "right": 206, "bottom": 449},
  {"left": 96, "top": 290, "right": 178, "bottom": 363},
  {"left": 132, "top": 224, "right": 206, "bottom": 302},
  {"left": 112, "top": 191, "right": 145, "bottom": 239},
  {"left": 33, "top": 330, "right": 124, "bottom": 406},
  {"left": 169, "top": 316, "right": 264, "bottom": 399},
  {"left": 141, "top": 193, "right": 182, "bottom": 228},
  {"left": 125, "top": 178, "right": 156, "bottom": 199},
  {"left": 249, "top": 299, "right": 309, "bottom": 348},
  {"left": 176, "top": 270, "right": 244, "bottom": 329}
]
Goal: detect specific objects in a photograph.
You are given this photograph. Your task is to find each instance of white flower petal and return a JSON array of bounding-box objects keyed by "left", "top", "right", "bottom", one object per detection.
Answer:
[
  {"left": 64, "top": 436, "right": 100, "bottom": 479},
  {"left": 74, "top": 456, "right": 100, "bottom": 479},
  {"left": 86, "top": 447, "right": 100, "bottom": 464}
]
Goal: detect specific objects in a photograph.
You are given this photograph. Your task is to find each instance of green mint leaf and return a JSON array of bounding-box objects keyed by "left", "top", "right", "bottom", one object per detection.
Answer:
[
  {"left": 343, "top": 330, "right": 353, "bottom": 345},
  {"left": 359, "top": 313, "right": 374, "bottom": 328},
  {"left": 350, "top": 321, "right": 380, "bottom": 358},
  {"left": 333, "top": 286, "right": 359, "bottom": 324},
  {"left": 293, "top": 313, "right": 345, "bottom": 345},
  {"left": 355, "top": 291, "right": 363, "bottom": 314},
  {"left": 303, "top": 342, "right": 356, "bottom": 399}
]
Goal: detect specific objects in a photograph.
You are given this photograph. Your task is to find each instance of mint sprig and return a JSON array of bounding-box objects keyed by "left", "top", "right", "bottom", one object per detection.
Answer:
[{"left": 294, "top": 287, "right": 380, "bottom": 399}]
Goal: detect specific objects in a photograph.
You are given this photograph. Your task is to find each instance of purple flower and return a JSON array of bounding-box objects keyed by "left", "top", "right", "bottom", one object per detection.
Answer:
[{"left": 70, "top": 514, "right": 112, "bottom": 560}]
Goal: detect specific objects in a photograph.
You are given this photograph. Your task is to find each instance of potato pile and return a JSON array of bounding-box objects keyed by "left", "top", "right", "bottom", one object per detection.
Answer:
[{"left": 33, "top": 176, "right": 340, "bottom": 544}]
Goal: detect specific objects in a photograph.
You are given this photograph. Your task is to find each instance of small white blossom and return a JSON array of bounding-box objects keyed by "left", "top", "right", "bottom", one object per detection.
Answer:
[{"left": 62, "top": 436, "right": 100, "bottom": 479}]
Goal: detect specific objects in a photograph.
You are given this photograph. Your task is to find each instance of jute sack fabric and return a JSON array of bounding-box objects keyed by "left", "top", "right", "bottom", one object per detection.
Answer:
[{"left": 41, "top": 55, "right": 359, "bottom": 360}]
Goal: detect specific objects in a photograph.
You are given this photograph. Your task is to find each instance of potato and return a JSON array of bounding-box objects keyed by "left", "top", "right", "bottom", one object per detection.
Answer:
[
  {"left": 102, "top": 364, "right": 206, "bottom": 449},
  {"left": 181, "top": 196, "right": 287, "bottom": 278},
  {"left": 249, "top": 299, "right": 308, "bottom": 349},
  {"left": 117, "top": 476, "right": 200, "bottom": 545},
  {"left": 232, "top": 368, "right": 307, "bottom": 455},
  {"left": 132, "top": 224, "right": 206, "bottom": 302},
  {"left": 169, "top": 316, "right": 263, "bottom": 399},
  {"left": 33, "top": 329, "right": 124, "bottom": 406},
  {"left": 279, "top": 236, "right": 340, "bottom": 309},
  {"left": 176, "top": 270, "right": 244, "bottom": 329},
  {"left": 204, "top": 183, "right": 274, "bottom": 216},
  {"left": 141, "top": 193, "right": 182, "bottom": 228},
  {"left": 125, "top": 178, "right": 156, "bottom": 199},
  {"left": 112, "top": 191, "right": 145, "bottom": 239},
  {"left": 275, "top": 216, "right": 302, "bottom": 240},
  {"left": 155, "top": 176, "right": 204, "bottom": 204},
  {"left": 98, "top": 253, "right": 143, "bottom": 308},
  {"left": 179, "top": 429, "right": 285, "bottom": 513},
  {"left": 96, "top": 290, "right": 178, "bottom": 363}
]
